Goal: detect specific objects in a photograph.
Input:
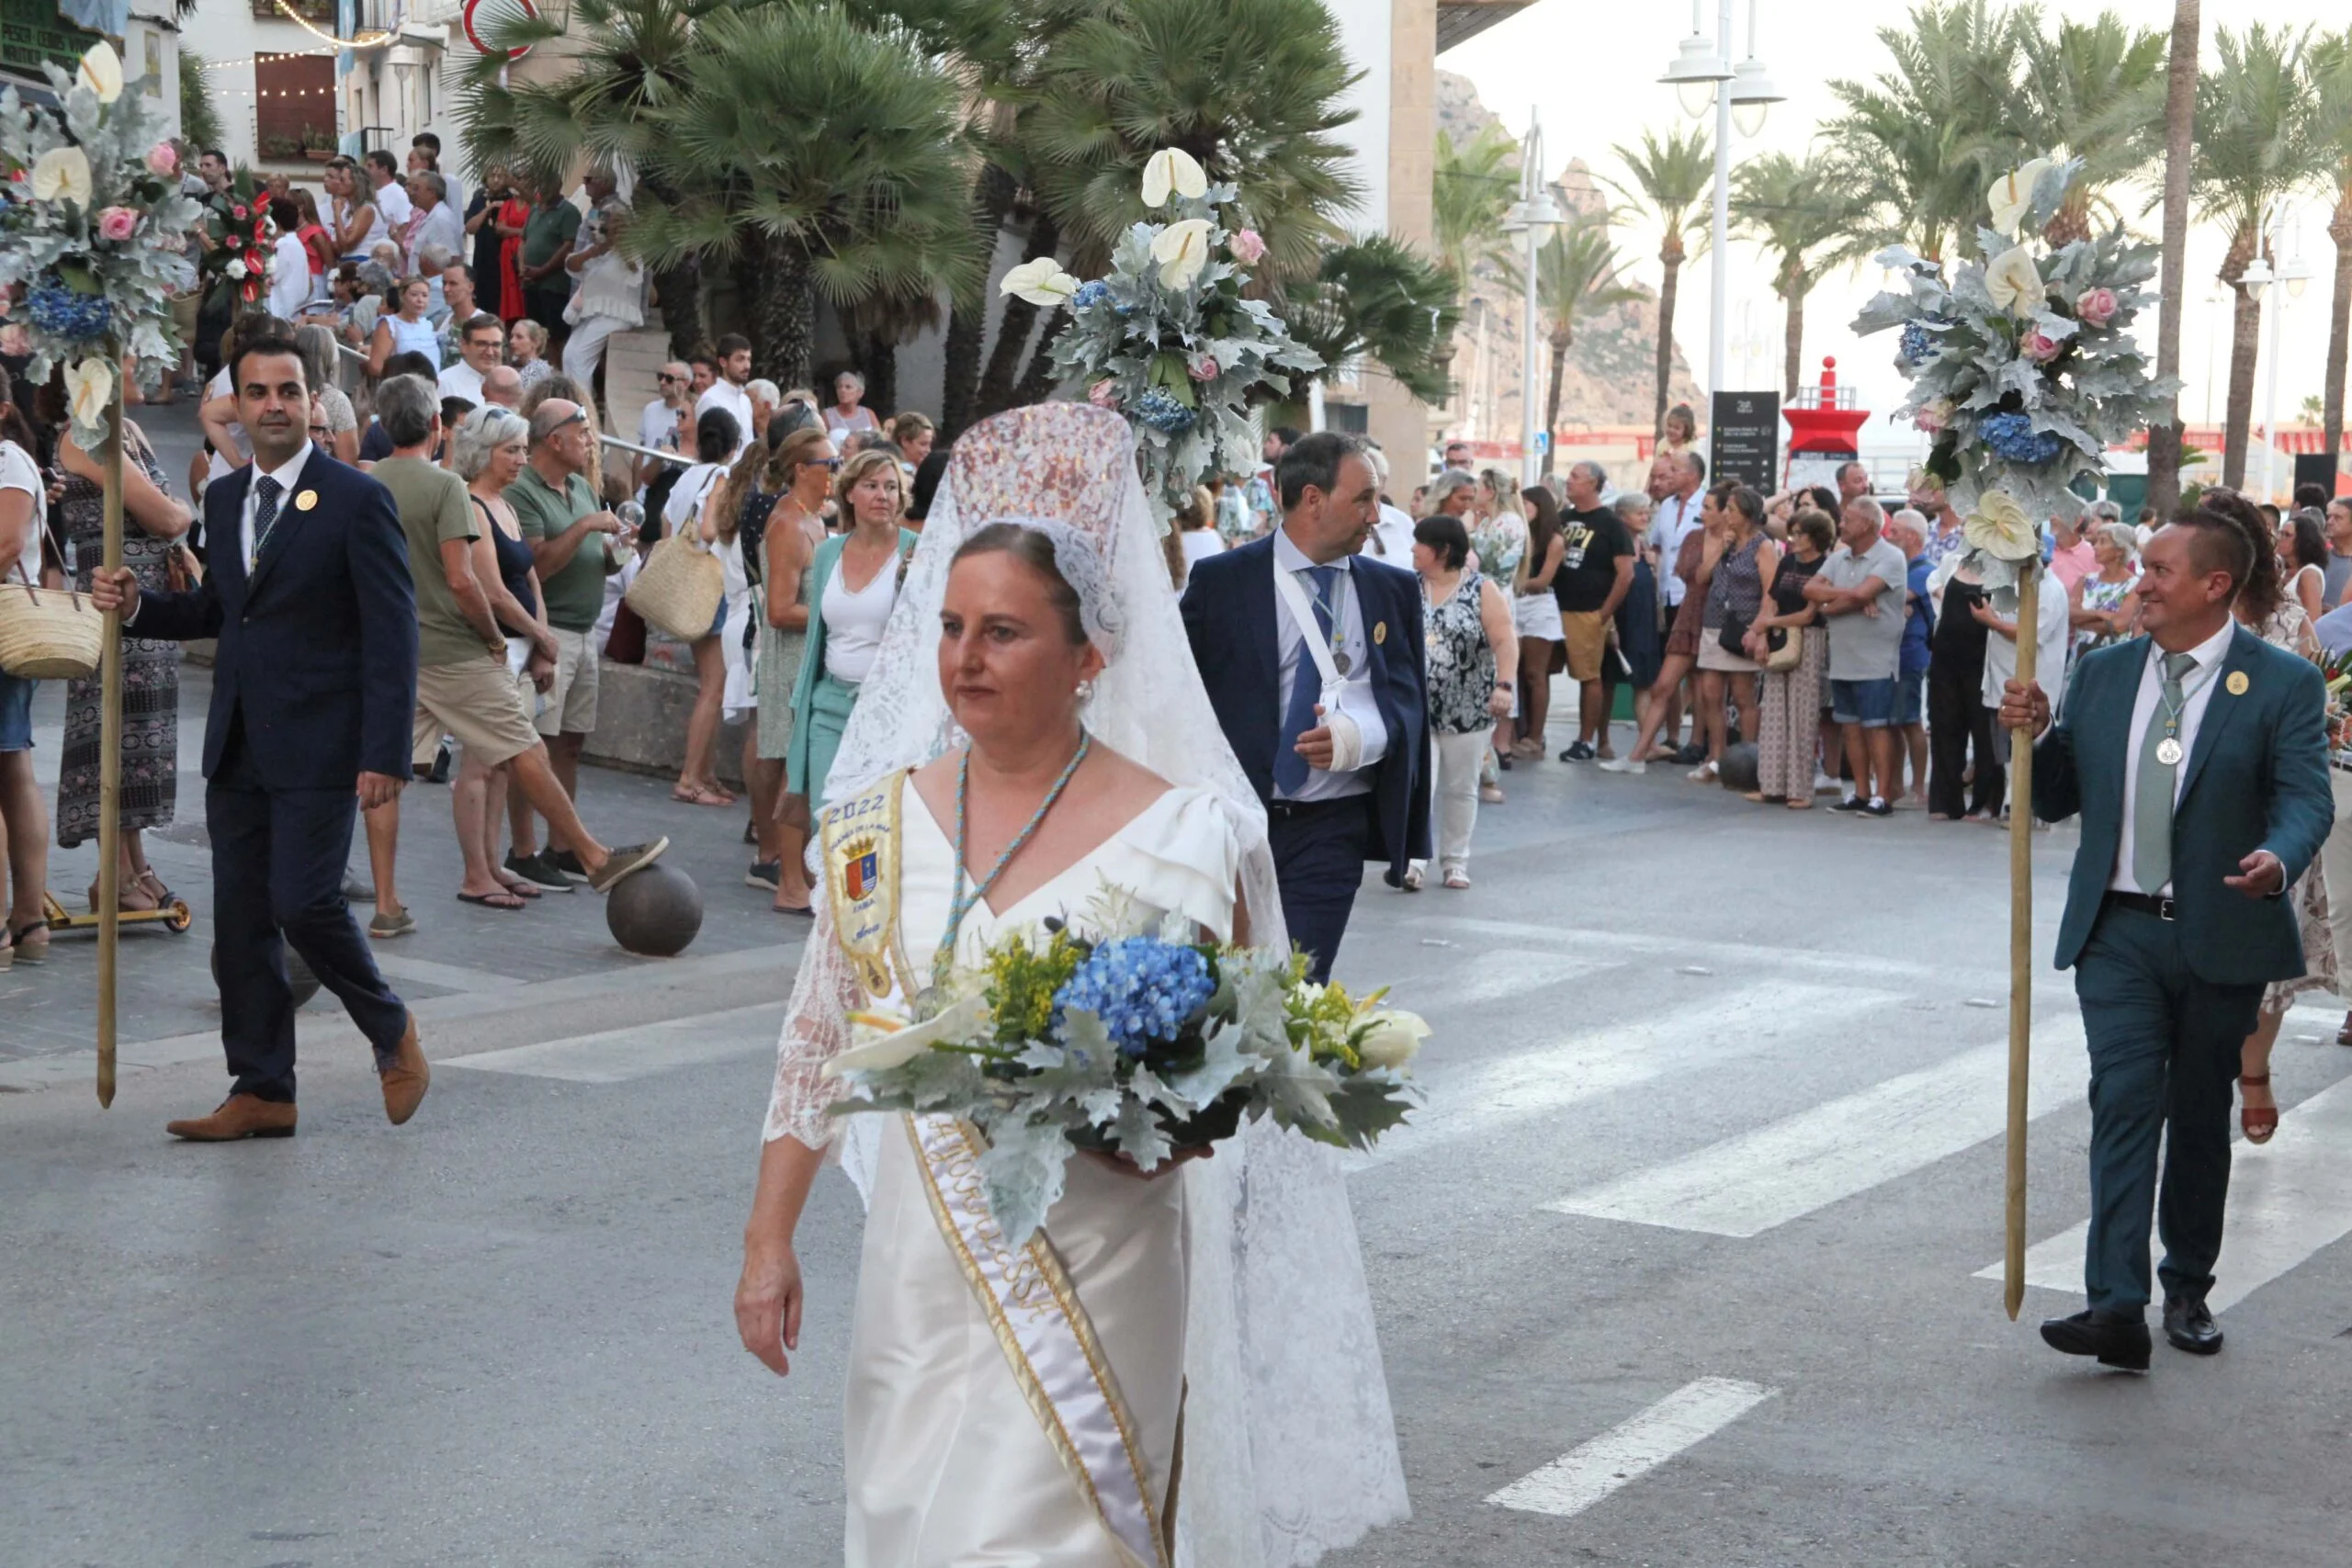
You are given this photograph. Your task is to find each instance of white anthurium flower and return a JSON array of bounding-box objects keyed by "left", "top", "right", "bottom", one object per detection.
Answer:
[
  {"left": 821, "top": 993, "right": 991, "bottom": 1079},
  {"left": 1355, "top": 1010, "right": 1429, "bottom": 1071},
  {"left": 1150, "top": 219, "right": 1216, "bottom": 290},
  {"left": 65, "top": 358, "right": 112, "bottom": 433},
  {"left": 30, "top": 146, "right": 93, "bottom": 207},
  {"left": 999, "top": 256, "right": 1079, "bottom": 310},
  {"left": 1986, "top": 157, "right": 2054, "bottom": 235},
  {"left": 1983, "top": 244, "right": 2045, "bottom": 317},
  {"left": 78, "top": 40, "right": 124, "bottom": 103},
  {"left": 1963, "top": 490, "right": 2041, "bottom": 563},
  {"left": 1140, "top": 147, "right": 1208, "bottom": 209}
]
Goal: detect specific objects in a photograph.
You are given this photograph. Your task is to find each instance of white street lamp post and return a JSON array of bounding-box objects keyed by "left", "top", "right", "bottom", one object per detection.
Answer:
[
  {"left": 2242, "top": 196, "right": 2315, "bottom": 502},
  {"left": 1504, "top": 108, "right": 1565, "bottom": 487},
  {"left": 1659, "top": 1, "right": 1781, "bottom": 405}
]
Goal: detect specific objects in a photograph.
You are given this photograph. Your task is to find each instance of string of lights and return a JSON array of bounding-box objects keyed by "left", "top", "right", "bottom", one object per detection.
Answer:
[{"left": 268, "top": 0, "right": 395, "bottom": 51}]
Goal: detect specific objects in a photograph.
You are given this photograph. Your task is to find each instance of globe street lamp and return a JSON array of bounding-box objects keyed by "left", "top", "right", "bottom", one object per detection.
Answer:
[
  {"left": 2243, "top": 197, "right": 2317, "bottom": 501},
  {"left": 1659, "top": 0, "right": 1778, "bottom": 403},
  {"left": 1503, "top": 107, "right": 1566, "bottom": 486}
]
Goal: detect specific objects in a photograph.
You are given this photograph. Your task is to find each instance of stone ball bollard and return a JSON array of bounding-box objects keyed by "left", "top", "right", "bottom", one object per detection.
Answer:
[
  {"left": 1717, "top": 740, "right": 1760, "bottom": 794},
  {"left": 607, "top": 862, "right": 704, "bottom": 957},
  {"left": 210, "top": 941, "right": 324, "bottom": 1010}
]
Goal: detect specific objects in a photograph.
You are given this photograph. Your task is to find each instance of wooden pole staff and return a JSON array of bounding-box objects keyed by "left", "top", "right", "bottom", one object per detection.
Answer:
[
  {"left": 2004, "top": 554, "right": 2040, "bottom": 1319},
  {"left": 96, "top": 370, "right": 125, "bottom": 1109}
]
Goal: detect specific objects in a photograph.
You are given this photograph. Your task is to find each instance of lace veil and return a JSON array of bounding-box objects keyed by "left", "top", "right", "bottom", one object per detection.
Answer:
[{"left": 763, "top": 404, "right": 1408, "bottom": 1564}]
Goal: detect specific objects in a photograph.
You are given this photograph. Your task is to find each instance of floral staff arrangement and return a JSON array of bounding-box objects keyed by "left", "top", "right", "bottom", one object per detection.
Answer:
[
  {"left": 1853, "top": 155, "right": 2180, "bottom": 585},
  {"left": 1000, "top": 147, "right": 1324, "bottom": 528},
  {"left": 822, "top": 900, "right": 1424, "bottom": 1244},
  {"left": 194, "top": 166, "right": 278, "bottom": 310},
  {"left": 0, "top": 41, "right": 204, "bottom": 447}
]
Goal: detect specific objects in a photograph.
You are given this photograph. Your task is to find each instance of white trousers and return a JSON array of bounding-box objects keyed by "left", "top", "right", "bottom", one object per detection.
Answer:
[
  {"left": 560, "top": 313, "right": 623, "bottom": 389},
  {"left": 2321, "top": 769, "right": 2352, "bottom": 1003},
  {"left": 1414, "top": 727, "right": 1487, "bottom": 878}
]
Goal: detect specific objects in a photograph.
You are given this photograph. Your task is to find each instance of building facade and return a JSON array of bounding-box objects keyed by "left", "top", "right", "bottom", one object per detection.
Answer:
[{"left": 2, "top": 0, "right": 181, "bottom": 130}]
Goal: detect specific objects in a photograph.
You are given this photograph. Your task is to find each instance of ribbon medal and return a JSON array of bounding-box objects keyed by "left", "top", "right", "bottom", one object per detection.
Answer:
[{"left": 2155, "top": 736, "right": 2183, "bottom": 766}]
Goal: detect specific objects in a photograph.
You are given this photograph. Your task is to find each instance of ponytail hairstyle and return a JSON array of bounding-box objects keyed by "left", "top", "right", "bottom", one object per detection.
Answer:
[{"left": 2193, "top": 488, "right": 2280, "bottom": 626}]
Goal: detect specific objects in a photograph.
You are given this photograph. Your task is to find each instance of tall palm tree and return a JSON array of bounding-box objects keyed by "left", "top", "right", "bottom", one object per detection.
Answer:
[
  {"left": 1606, "top": 124, "right": 1711, "bottom": 438},
  {"left": 1276, "top": 236, "right": 1464, "bottom": 406},
  {"left": 2013, "top": 10, "right": 2168, "bottom": 243},
  {"left": 1431, "top": 122, "right": 1521, "bottom": 288},
  {"left": 617, "top": 5, "right": 984, "bottom": 388},
  {"left": 2192, "top": 23, "right": 2323, "bottom": 488},
  {"left": 2146, "top": 1, "right": 2201, "bottom": 517},
  {"left": 1826, "top": 0, "right": 2029, "bottom": 262},
  {"left": 1730, "top": 150, "right": 1871, "bottom": 399},
  {"left": 2310, "top": 28, "right": 2352, "bottom": 474},
  {"left": 1532, "top": 213, "right": 1637, "bottom": 446}
]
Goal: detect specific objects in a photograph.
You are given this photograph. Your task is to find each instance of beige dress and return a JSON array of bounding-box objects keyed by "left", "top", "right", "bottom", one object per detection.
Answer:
[{"left": 842, "top": 784, "right": 1241, "bottom": 1567}]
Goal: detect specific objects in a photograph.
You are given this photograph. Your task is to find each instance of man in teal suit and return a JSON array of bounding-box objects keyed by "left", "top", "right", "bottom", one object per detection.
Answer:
[{"left": 2000, "top": 511, "right": 2331, "bottom": 1369}]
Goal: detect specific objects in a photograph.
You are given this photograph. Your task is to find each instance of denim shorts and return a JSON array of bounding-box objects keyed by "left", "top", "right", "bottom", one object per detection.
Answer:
[
  {"left": 1894, "top": 672, "right": 1925, "bottom": 726},
  {"left": 1828, "top": 676, "right": 1897, "bottom": 728},
  {"left": 0, "top": 670, "right": 33, "bottom": 752}
]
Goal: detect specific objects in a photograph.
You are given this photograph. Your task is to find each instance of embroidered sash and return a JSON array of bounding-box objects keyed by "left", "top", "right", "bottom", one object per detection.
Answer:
[
  {"left": 906, "top": 1113, "right": 1170, "bottom": 1568},
  {"left": 820, "top": 778, "right": 1170, "bottom": 1565}
]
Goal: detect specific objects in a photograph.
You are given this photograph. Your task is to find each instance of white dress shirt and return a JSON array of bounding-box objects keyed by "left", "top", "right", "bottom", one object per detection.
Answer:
[
  {"left": 2107, "top": 619, "right": 2234, "bottom": 897},
  {"left": 1649, "top": 489, "right": 1704, "bottom": 605},
  {"left": 1272, "top": 526, "right": 1391, "bottom": 802},
  {"left": 437, "top": 361, "right": 486, "bottom": 406},
  {"left": 696, "top": 380, "right": 756, "bottom": 458},
  {"left": 1361, "top": 502, "right": 1415, "bottom": 566},
  {"left": 239, "top": 442, "right": 316, "bottom": 572}
]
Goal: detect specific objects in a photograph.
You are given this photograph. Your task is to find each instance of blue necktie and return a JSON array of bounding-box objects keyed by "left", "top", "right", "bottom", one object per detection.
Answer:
[
  {"left": 250, "top": 475, "right": 283, "bottom": 570},
  {"left": 1274, "top": 565, "right": 1339, "bottom": 796}
]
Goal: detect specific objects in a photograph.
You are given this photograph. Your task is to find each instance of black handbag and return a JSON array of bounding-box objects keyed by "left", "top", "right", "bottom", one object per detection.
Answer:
[{"left": 1716, "top": 615, "right": 1752, "bottom": 657}]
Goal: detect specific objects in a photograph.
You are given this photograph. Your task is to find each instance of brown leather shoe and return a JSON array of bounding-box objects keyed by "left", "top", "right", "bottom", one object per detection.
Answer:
[
  {"left": 2337, "top": 1011, "right": 2352, "bottom": 1047},
  {"left": 380, "top": 1013, "right": 429, "bottom": 1125},
  {"left": 166, "top": 1094, "right": 298, "bottom": 1142}
]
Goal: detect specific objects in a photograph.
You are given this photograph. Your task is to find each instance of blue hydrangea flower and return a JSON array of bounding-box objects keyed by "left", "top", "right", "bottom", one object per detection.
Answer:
[
  {"left": 1899, "top": 321, "right": 1936, "bottom": 366},
  {"left": 1054, "top": 937, "right": 1216, "bottom": 1058},
  {"left": 1978, "top": 412, "right": 2064, "bottom": 467},
  {"left": 26, "top": 276, "right": 111, "bottom": 343},
  {"left": 1134, "top": 389, "right": 1197, "bottom": 435},
  {"left": 1073, "top": 279, "right": 1110, "bottom": 309}
]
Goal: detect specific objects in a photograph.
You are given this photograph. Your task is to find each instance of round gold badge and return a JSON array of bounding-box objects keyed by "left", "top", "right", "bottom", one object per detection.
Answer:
[
  {"left": 2226, "top": 671, "right": 2249, "bottom": 696},
  {"left": 295, "top": 490, "right": 317, "bottom": 512}
]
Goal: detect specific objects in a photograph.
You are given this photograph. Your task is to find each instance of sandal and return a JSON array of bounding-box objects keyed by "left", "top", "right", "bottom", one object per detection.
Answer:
[
  {"left": 1400, "top": 865, "right": 1424, "bottom": 892},
  {"left": 8, "top": 921, "right": 50, "bottom": 964},
  {"left": 672, "top": 784, "right": 729, "bottom": 807},
  {"left": 2240, "top": 1074, "right": 2278, "bottom": 1145},
  {"left": 771, "top": 902, "right": 815, "bottom": 918},
  {"left": 135, "top": 870, "right": 175, "bottom": 906},
  {"left": 1443, "top": 870, "right": 1472, "bottom": 890},
  {"left": 458, "top": 889, "right": 527, "bottom": 911},
  {"left": 493, "top": 874, "right": 543, "bottom": 899},
  {"left": 89, "top": 877, "right": 160, "bottom": 914}
]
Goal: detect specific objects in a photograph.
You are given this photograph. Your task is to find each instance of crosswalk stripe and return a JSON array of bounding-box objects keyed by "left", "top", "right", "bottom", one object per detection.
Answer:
[
  {"left": 442, "top": 1003, "right": 782, "bottom": 1083},
  {"left": 1547, "top": 1018, "right": 2090, "bottom": 1237},
  {"left": 1486, "top": 1377, "right": 1777, "bottom": 1517},
  {"left": 1975, "top": 1068, "right": 2352, "bottom": 1314},
  {"left": 1351, "top": 981, "right": 1904, "bottom": 1169},
  {"left": 1428, "top": 948, "right": 1620, "bottom": 1009}
]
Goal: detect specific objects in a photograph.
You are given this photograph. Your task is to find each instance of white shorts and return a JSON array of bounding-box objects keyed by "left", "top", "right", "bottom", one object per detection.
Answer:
[
  {"left": 1511, "top": 592, "right": 1559, "bottom": 642},
  {"left": 537, "top": 626, "right": 600, "bottom": 738}
]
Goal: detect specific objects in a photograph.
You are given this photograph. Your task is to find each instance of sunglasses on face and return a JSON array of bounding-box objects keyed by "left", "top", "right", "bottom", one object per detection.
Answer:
[{"left": 806, "top": 457, "right": 841, "bottom": 470}]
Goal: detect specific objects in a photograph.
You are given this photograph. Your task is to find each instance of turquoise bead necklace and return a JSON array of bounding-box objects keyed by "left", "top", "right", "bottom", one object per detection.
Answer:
[{"left": 933, "top": 730, "right": 1092, "bottom": 983}]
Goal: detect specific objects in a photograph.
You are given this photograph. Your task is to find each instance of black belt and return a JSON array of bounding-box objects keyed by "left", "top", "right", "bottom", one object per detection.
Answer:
[
  {"left": 2103, "top": 889, "right": 2177, "bottom": 922},
  {"left": 1266, "top": 795, "right": 1366, "bottom": 821}
]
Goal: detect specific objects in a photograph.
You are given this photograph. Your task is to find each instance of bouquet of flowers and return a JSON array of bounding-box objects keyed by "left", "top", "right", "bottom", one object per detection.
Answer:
[
  {"left": 194, "top": 167, "right": 278, "bottom": 309},
  {"left": 2317, "top": 646, "right": 2352, "bottom": 753},
  {"left": 1853, "top": 157, "right": 2180, "bottom": 586},
  {"left": 0, "top": 41, "right": 204, "bottom": 447},
  {"left": 823, "top": 902, "right": 1424, "bottom": 1244},
  {"left": 1000, "top": 148, "right": 1324, "bottom": 530}
]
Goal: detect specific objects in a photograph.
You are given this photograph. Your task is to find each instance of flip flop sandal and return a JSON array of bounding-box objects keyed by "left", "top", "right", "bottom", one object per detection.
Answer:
[
  {"left": 493, "top": 877, "right": 543, "bottom": 899},
  {"left": 771, "top": 903, "right": 815, "bottom": 918},
  {"left": 457, "top": 890, "right": 527, "bottom": 911}
]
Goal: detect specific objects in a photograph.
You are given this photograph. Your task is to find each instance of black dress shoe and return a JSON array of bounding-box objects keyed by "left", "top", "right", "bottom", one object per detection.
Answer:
[
  {"left": 2039, "top": 1308, "right": 2151, "bottom": 1370},
  {"left": 2163, "top": 1294, "right": 2223, "bottom": 1355}
]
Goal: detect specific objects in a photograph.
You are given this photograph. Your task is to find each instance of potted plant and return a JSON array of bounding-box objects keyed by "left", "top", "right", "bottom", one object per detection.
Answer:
[{"left": 301, "top": 129, "right": 336, "bottom": 162}]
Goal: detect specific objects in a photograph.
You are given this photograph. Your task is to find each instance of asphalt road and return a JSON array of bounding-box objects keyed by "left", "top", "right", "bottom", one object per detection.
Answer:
[{"left": 6, "top": 724, "right": 2350, "bottom": 1568}]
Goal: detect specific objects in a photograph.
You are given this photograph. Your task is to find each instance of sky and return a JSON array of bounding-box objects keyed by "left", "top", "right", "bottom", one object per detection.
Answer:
[{"left": 1442, "top": 0, "right": 2349, "bottom": 458}]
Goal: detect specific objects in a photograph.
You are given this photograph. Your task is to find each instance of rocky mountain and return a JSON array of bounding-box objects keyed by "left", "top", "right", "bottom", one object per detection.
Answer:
[{"left": 1436, "top": 71, "right": 1705, "bottom": 437}]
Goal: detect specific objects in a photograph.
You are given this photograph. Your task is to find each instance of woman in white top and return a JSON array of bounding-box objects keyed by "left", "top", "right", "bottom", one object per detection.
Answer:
[
  {"left": 785, "top": 448, "right": 914, "bottom": 810},
  {"left": 0, "top": 401, "right": 53, "bottom": 965},
  {"left": 668, "top": 406, "right": 749, "bottom": 807},
  {"left": 325, "top": 156, "right": 383, "bottom": 262},
  {"left": 820, "top": 369, "right": 881, "bottom": 440},
  {"left": 367, "top": 276, "right": 441, "bottom": 378},
  {"left": 1171, "top": 482, "right": 1223, "bottom": 584}
]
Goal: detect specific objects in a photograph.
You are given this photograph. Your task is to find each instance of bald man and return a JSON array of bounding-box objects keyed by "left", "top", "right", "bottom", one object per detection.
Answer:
[{"left": 481, "top": 365, "right": 523, "bottom": 410}]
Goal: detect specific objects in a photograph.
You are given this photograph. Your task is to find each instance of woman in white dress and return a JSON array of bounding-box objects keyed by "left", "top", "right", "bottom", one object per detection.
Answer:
[{"left": 740, "top": 405, "right": 1408, "bottom": 1567}]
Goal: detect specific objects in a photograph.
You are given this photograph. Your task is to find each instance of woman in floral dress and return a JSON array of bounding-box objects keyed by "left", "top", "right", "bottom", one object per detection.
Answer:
[
  {"left": 1406, "top": 513, "right": 1518, "bottom": 889},
  {"left": 50, "top": 388, "right": 192, "bottom": 909}
]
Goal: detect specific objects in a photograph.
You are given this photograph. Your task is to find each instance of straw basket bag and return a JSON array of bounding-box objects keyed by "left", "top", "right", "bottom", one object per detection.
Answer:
[
  {"left": 0, "top": 561, "right": 104, "bottom": 680},
  {"left": 624, "top": 534, "right": 725, "bottom": 642}
]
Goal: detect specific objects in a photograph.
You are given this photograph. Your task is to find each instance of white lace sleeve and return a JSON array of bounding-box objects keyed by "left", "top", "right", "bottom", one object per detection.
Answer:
[{"left": 762, "top": 878, "right": 860, "bottom": 1147}]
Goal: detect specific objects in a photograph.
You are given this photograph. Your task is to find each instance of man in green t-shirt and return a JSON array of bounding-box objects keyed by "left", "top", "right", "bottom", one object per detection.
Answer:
[
  {"left": 376, "top": 377, "right": 666, "bottom": 906},
  {"left": 518, "top": 176, "right": 582, "bottom": 342},
  {"left": 506, "top": 397, "right": 634, "bottom": 885}
]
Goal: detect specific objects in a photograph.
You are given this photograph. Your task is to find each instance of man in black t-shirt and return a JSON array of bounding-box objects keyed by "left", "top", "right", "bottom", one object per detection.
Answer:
[{"left": 1551, "top": 461, "right": 1635, "bottom": 761}]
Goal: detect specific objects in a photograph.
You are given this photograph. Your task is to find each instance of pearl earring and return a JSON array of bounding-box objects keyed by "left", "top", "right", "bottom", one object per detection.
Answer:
[{"left": 1076, "top": 678, "right": 1095, "bottom": 704}]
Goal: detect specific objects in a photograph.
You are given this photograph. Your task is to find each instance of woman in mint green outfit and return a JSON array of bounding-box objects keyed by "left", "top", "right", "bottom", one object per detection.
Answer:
[{"left": 787, "top": 447, "right": 916, "bottom": 811}]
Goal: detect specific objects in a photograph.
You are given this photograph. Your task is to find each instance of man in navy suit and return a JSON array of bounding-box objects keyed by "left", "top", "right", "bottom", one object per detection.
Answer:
[
  {"left": 1182, "top": 432, "right": 1429, "bottom": 981},
  {"left": 91, "top": 326, "right": 428, "bottom": 1141},
  {"left": 1999, "top": 510, "right": 2331, "bottom": 1367}
]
